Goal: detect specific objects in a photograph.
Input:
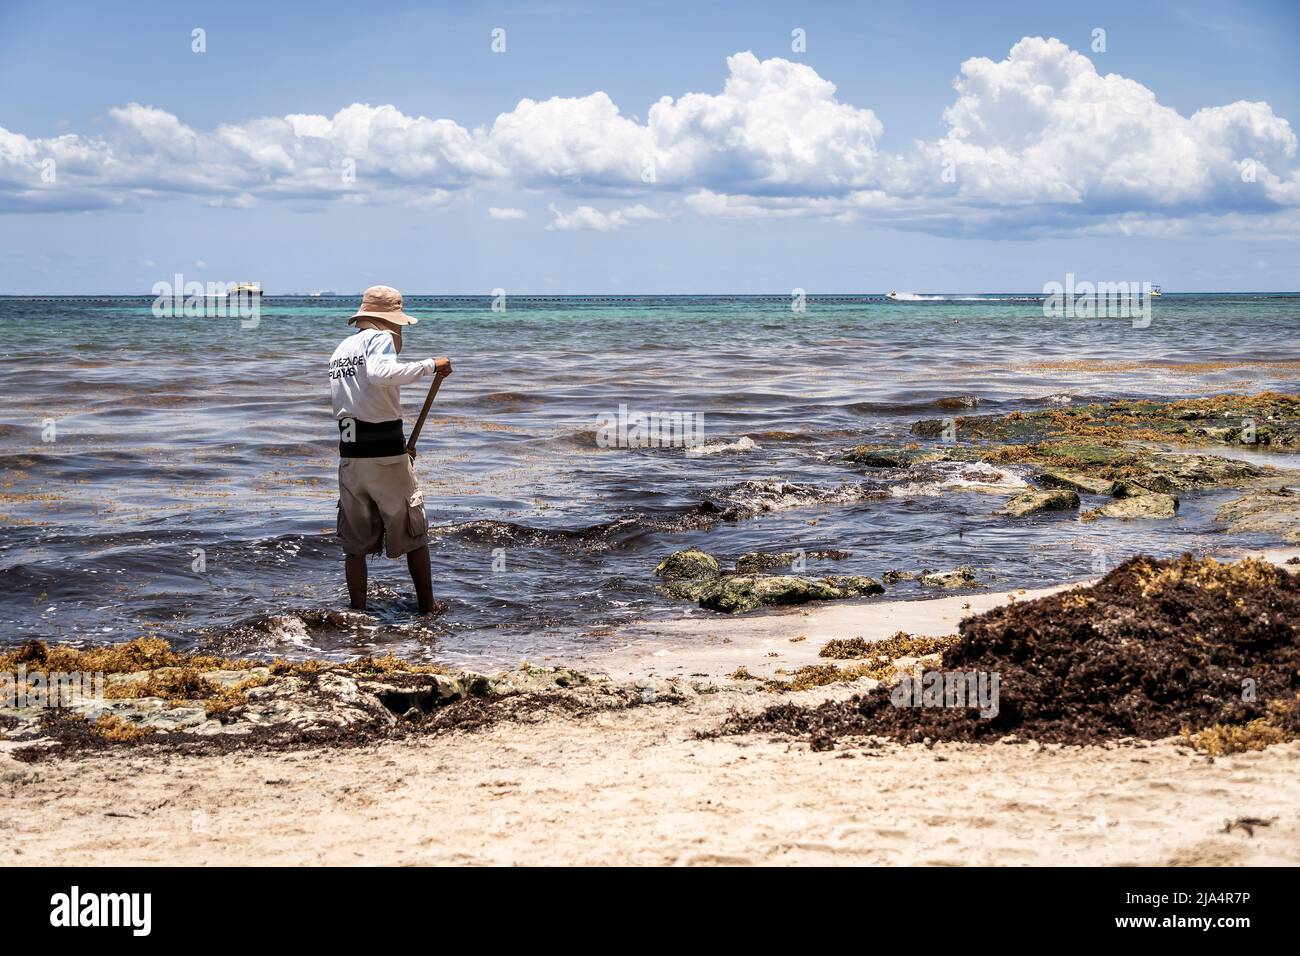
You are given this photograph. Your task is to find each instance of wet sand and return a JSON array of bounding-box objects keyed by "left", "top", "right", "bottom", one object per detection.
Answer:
[{"left": 5, "top": 546, "right": 1298, "bottom": 866}]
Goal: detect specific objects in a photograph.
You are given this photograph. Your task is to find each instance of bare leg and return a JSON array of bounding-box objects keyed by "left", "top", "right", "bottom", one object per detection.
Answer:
[
  {"left": 406, "top": 544, "right": 435, "bottom": 613},
  {"left": 345, "top": 554, "right": 367, "bottom": 610}
]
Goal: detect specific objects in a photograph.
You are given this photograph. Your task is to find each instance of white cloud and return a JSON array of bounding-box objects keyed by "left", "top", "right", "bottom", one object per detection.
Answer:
[
  {"left": 487, "top": 206, "right": 528, "bottom": 220},
  {"left": 916, "top": 36, "right": 1298, "bottom": 216},
  {"left": 0, "top": 39, "right": 1296, "bottom": 236},
  {"left": 546, "top": 203, "right": 668, "bottom": 231},
  {"left": 646, "top": 51, "right": 884, "bottom": 192},
  {"left": 685, "top": 188, "right": 895, "bottom": 222}
]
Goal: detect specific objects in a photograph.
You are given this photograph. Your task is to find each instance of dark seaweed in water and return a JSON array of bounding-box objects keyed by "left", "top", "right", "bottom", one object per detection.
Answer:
[{"left": 718, "top": 555, "right": 1300, "bottom": 747}]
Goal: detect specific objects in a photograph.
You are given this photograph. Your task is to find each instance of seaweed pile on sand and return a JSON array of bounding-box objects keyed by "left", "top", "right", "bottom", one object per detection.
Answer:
[{"left": 716, "top": 555, "right": 1300, "bottom": 751}]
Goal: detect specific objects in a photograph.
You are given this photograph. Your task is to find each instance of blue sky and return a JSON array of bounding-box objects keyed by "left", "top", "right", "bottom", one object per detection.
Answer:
[{"left": 1, "top": 0, "right": 1298, "bottom": 293}]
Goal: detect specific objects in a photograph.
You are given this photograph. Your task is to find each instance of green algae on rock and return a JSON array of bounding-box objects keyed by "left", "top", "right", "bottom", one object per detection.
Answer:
[
  {"left": 697, "top": 574, "right": 884, "bottom": 614},
  {"left": 652, "top": 548, "right": 882, "bottom": 612},
  {"left": 920, "top": 566, "right": 979, "bottom": 588},
  {"left": 843, "top": 445, "right": 952, "bottom": 468},
  {"left": 654, "top": 547, "right": 721, "bottom": 580},
  {"left": 911, "top": 392, "right": 1300, "bottom": 449},
  {"left": 882, "top": 568, "right": 930, "bottom": 584},
  {"left": 735, "top": 548, "right": 849, "bottom": 572},
  {"left": 843, "top": 395, "right": 1298, "bottom": 549},
  {"left": 998, "top": 488, "right": 1080, "bottom": 516},
  {"left": 900, "top": 395, "right": 1294, "bottom": 501},
  {"left": 653, "top": 547, "right": 724, "bottom": 601}
]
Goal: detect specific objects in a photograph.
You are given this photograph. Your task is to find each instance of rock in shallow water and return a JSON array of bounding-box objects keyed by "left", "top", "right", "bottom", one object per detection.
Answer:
[
  {"left": 998, "top": 488, "right": 1080, "bottom": 516},
  {"left": 1035, "top": 469, "right": 1119, "bottom": 496},
  {"left": 697, "top": 574, "right": 884, "bottom": 614},
  {"left": 882, "top": 569, "right": 929, "bottom": 584},
  {"left": 735, "top": 548, "right": 850, "bottom": 572},
  {"left": 1095, "top": 493, "right": 1179, "bottom": 519},
  {"left": 920, "top": 566, "right": 979, "bottom": 588},
  {"left": 1216, "top": 488, "right": 1300, "bottom": 542}
]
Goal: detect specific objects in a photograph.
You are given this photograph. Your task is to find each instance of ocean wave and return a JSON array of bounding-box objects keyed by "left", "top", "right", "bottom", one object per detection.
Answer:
[
  {"left": 887, "top": 461, "right": 1028, "bottom": 497},
  {"left": 887, "top": 292, "right": 1044, "bottom": 303},
  {"left": 205, "top": 596, "right": 448, "bottom": 657},
  {"left": 211, "top": 608, "right": 375, "bottom": 651},
  {"left": 685, "top": 436, "right": 760, "bottom": 457},
  {"left": 437, "top": 478, "right": 890, "bottom": 551}
]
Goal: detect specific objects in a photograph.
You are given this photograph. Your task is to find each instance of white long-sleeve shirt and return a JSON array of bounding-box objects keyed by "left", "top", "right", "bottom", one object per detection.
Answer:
[{"left": 329, "top": 329, "right": 436, "bottom": 423}]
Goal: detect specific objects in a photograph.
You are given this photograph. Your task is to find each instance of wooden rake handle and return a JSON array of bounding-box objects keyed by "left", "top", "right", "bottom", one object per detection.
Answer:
[{"left": 407, "top": 371, "right": 449, "bottom": 454}]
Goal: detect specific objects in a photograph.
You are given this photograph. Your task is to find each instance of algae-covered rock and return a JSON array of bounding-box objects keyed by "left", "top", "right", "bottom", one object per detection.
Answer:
[
  {"left": 653, "top": 547, "right": 721, "bottom": 580},
  {"left": 735, "top": 548, "right": 849, "bottom": 572},
  {"left": 1216, "top": 489, "right": 1300, "bottom": 542},
  {"left": 659, "top": 578, "right": 719, "bottom": 602},
  {"left": 1138, "top": 453, "right": 1264, "bottom": 491},
  {"left": 653, "top": 547, "right": 724, "bottom": 601},
  {"left": 921, "top": 566, "right": 979, "bottom": 588},
  {"left": 1095, "top": 493, "right": 1179, "bottom": 520},
  {"left": 999, "top": 488, "right": 1080, "bottom": 516},
  {"left": 736, "top": 550, "right": 797, "bottom": 572},
  {"left": 844, "top": 447, "right": 911, "bottom": 467},
  {"left": 1036, "top": 469, "right": 1118, "bottom": 496},
  {"left": 822, "top": 575, "right": 887, "bottom": 596},
  {"left": 698, "top": 574, "right": 883, "bottom": 614},
  {"left": 844, "top": 444, "right": 956, "bottom": 468},
  {"left": 882, "top": 569, "right": 930, "bottom": 584},
  {"left": 487, "top": 663, "right": 588, "bottom": 695},
  {"left": 912, "top": 393, "right": 1300, "bottom": 450}
]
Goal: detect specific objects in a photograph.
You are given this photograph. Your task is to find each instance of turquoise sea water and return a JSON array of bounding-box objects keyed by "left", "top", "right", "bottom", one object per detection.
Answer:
[{"left": 1, "top": 293, "right": 1297, "bottom": 667}]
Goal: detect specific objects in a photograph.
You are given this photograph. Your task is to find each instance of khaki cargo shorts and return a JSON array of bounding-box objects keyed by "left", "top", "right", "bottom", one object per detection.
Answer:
[{"left": 336, "top": 454, "right": 430, "bottom": 558}]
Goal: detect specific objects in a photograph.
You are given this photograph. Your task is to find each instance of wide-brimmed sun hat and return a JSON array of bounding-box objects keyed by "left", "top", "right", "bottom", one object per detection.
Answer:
[{"left": 348, "top": 285, "right": 419, "bottom": 326}]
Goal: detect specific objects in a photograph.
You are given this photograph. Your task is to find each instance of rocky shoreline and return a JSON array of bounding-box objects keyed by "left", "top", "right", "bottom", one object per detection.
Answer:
[
  {"left": 639, "top": 392, "right": 1300, "bottom": 618},
  {"left": 6, "top": 546, "right": 1300, "bottom": 868},
  {"left": 5, "top": 392, "right": 1298, "bottom": 764},
  {"left": 6, "top": 551, "right": 1297, "bottom": 763},
  {"left": 856, "top": 392, "right": 1300, "bottom": 529}
]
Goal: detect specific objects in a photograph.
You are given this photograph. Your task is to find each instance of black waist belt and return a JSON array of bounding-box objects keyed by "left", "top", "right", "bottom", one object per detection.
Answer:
[{"left": 338, "top": 418, "right": 406, "bottom": 458}]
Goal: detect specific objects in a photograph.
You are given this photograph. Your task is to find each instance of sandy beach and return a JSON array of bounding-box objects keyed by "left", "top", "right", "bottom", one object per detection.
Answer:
[{"left": 7, "top": 545, "right": 1298, "bottom": 867}]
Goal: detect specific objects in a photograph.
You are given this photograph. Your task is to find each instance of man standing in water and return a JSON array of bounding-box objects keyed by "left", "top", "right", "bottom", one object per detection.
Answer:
[{"left": 329, "top": 285, "right": 452, "bottom": 612}]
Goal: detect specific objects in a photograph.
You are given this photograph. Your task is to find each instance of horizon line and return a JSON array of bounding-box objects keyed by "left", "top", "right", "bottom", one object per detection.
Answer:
[{"left": 4, "top": 290, "right": 1300, "bottom": 298}]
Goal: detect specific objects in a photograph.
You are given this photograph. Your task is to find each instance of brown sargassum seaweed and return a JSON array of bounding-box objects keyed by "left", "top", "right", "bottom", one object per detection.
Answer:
[{"left": 716, "top": 555, "right": 1300, "bottom": 751}]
